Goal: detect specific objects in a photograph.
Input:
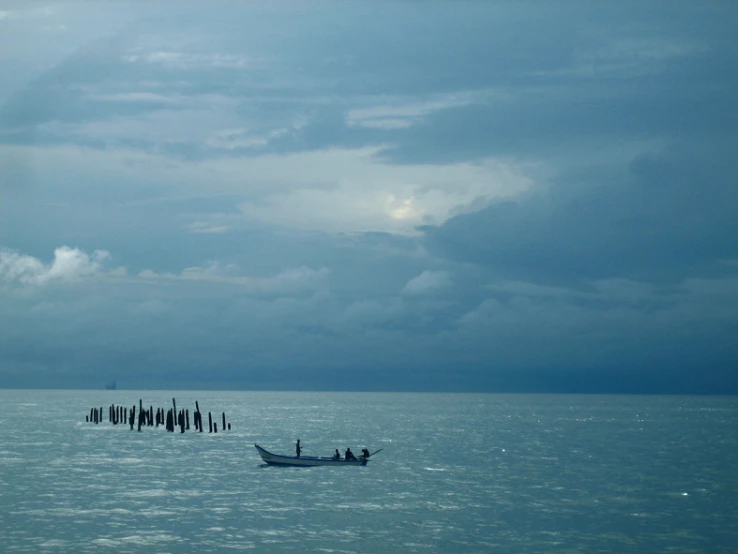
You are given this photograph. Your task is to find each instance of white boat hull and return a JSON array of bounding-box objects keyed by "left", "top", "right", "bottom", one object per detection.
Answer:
[{"left": 255, "top": 444, "right": 368, "bottom": 467}]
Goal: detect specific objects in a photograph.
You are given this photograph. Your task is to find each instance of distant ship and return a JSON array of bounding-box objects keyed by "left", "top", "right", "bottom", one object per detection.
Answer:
[{"left": 105, "top": 381, "right": 117, "bottom": 390}]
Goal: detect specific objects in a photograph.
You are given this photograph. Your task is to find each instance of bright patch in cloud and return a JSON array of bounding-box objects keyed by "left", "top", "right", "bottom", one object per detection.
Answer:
[{"left": 3, "top": 143, "right": 532, "bottom": 235}]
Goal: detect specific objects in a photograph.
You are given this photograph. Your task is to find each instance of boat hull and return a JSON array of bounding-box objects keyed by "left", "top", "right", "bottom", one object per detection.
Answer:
[{"left": 254, "top": 444, "right": 368, "bottom": 467}]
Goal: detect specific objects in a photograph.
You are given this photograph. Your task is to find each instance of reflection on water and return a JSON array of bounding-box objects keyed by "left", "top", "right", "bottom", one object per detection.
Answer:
[{"left": 0, "top": 391, "right": 737, "bottom": 553}]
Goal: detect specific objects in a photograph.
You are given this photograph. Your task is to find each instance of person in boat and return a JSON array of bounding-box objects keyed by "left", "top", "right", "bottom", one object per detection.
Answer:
[
  {"left": 361, "top": 448, "right": 371, "bottom": 459},
  {"left": 333, "top": 449, "right": 341, "bottom": 460},
  {"left": 345, "top": 448, "right": 357, "bottom": 461},
  {"left": 296, "top": 439, "right": 302, "bottom": 458}
]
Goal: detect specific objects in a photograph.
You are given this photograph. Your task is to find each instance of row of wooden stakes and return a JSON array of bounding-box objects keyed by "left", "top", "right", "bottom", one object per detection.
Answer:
[{"left": 85, "top": 398, "right": 230, "bottom": 433}]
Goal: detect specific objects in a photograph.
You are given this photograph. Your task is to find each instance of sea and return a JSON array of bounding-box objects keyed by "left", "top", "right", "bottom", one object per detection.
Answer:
[{"left": 0, "top": 391, "right": 736, "bottom": 553}]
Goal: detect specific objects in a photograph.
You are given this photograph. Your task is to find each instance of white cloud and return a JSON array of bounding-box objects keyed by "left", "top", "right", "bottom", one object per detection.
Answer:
[
  {"left": 0, "top": 246, "right": 110, "bottom": 285},
  {"left": 122, "top": 50, "right": 251, "bottom": 69},
  {"left": 189, "top": 221, "right": 230, "bottom": 234},
  {"left": 346, "top": 91, "right": 495, "bottom": 130},
  {"left": 534, "top": 37, "right": 701, "bottom": 79},
  {"left": 137, "top": 263, "right": 330, "bottom": 294},
  {"left": 402, "top": 270, "right": 452, "bottom": 296},
  {"left": 0, "top": 6, "right": 54, "bottom": 21},
  {"left": 87, "top": 92, "right": 185, "bottom": 104}
]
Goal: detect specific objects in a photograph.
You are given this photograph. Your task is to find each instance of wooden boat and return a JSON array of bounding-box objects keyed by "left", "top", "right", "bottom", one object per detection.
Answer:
[{"left": 254, "top": 444, "right": 379, "bottom": 467}]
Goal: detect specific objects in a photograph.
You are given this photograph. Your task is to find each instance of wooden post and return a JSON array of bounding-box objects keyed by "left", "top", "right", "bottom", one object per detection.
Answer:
[
  {"left": 214, "top": 422, "right": 218, "bottom": 433},
  {"left": 195, "top": 401, "right": 202, "bottom": 432},
  {"left": 208, "top": 412, "right": 213, "bottom": 433},
  {"left": 222, "top": 413, "right": 226, "bottom": 431},
  {"left": 186, "top": 409, "right": 190, "bottom": 430}
]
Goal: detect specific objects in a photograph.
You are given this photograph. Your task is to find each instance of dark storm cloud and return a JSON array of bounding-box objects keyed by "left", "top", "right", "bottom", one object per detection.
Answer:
[
  {"left": 422, "top": 137, "right": 738, "bottom": 284},
  {"left": 1, "top": 1, "right": 737, "bottom": 392}
]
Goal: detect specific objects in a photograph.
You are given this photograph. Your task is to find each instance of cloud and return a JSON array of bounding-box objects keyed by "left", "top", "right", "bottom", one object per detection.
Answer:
[
  {"left": 345, "top": 91, "right": 488, "bottom": 130},
  {"left": 189, "top": 221, "right": 230, "bottom": 234},
  {"left": 0, "top": 246, "right": 110, "bottom": 285},
  {"left": 422, "top": 138, "right": 738, "bottom": 283},
  {"left": 137, "top": 263, "right": 330, "bottom": 294},
  {"left": 0, "top": 6, "right": 54, "bottom": 21},
  {"left": 1, "top": 1, "right": 736, "bottom": 392},
  {"left": 532, "top": 37, "right": 702, "bottom": 79},
  {"left": 0, "top": 141, "right": 532, "bottom": 235},
  {"left": 402, "top": 270, "right": 452, "bottom": 296}
]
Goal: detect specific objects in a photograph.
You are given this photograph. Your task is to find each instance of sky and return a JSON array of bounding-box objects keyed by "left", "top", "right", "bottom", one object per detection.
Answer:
[{"left": 1, "top": 1, "right": 737, "bottom": 392}]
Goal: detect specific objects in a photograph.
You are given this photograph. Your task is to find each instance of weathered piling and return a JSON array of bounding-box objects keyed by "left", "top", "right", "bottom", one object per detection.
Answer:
[
  {"left": 194, "top": 401, "right": 202, "bottom": 432},
  {"left": 85, "top": 398, "right": 229, "bottom": 436}
]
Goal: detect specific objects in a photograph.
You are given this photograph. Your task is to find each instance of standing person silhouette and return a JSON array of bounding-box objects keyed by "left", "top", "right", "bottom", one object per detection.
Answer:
[{"left": 296, "top": 439, "right": 302, "bottom": 458}]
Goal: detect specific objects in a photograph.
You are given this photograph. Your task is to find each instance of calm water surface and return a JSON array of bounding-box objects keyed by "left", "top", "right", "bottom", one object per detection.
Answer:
[{"left": 1, "top": 391, "right": 736, "bottom": 553}]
